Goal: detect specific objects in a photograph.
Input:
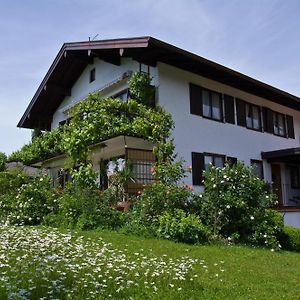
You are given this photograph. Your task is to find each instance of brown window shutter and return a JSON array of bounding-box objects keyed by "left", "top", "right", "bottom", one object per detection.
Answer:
[
  {"left": 224, "top": 94, "right": 235, "bottom": 124},
  {"left": 286, "top": 115, "right": 295, "bottom": 139},
  {"left": 262, "top": 107, "right": 274, "bottom": 133},
  {"left": 189, "top": 83, "right": 203, "bottom": 116},
  {"left": 226, "top": 156, "right": 237, "bottom": 165},
  {"left": 192, "top": 152, "right": 204, "bottom": 185},
  {"left": 236, "top": 98, "right": 246, "bottom": 127}
]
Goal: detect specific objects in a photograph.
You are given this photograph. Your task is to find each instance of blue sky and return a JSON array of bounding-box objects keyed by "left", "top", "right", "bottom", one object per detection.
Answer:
[{"left": 1, "top": 0, "right": 300, "bottom": 154}]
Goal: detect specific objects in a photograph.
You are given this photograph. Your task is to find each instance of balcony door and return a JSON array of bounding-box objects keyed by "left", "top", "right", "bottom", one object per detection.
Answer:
[{"left": 271, "top": 164, "right": 282, "bottom": 206}]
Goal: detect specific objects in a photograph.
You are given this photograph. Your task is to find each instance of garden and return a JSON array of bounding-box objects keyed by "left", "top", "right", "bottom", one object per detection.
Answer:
[{"left": 0, "top": 72, "right": 299, "bottom": 299}]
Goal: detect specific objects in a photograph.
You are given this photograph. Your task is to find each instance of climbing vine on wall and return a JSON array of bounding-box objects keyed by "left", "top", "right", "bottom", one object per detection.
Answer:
[{"left": 8, "top": 72, "right": 183, "bottom": 186}]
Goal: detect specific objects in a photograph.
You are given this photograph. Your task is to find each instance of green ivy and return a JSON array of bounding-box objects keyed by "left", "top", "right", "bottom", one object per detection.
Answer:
[
  {"left": 8, "top": 90, "right": 178, "bottom": 187},
  {"left": 8, "top": 127, "right": 65, "bottom": 165},
  {"left": 128, "top": 72, "right": 155, "bottom": 106}
]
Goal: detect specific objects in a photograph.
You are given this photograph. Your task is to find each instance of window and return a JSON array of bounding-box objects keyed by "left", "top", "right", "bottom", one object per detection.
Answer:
[
  {"left": 273, "top": 112, "right": 286, "bottom": 137},
  {"left": 251, "top": 160, "right": 264, "bottom": 179},
  {"left": 58, "top": 117, "right": 72, "bottom": 127},
  {"left": 89, "top": 68, "right": 95, "bottom": 83},
  {"left": 132, "top": 161, "right": 154, "bottom": 184},
  {"left": 204, "top": 153, "right": 225, "bottom": 170},
  {"left": 53, "top": 168, "right": 71, "bottom": 188},
  {"left": 246, "top": 103, "right": 261, "bottom": 130},
  {"left": 112, "top": 89, "right": 128, "bottom": 101},
  {"left": 192, "top": 152, "right": 227, "bottom": 185},
  {"left": 202, "top": 89, "right": 223, "bottom": 121},
  {"left": 290, "top": 166, "right": 300, "bottom": 189}
]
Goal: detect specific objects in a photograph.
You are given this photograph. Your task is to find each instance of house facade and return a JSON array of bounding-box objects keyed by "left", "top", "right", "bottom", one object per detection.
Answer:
[{"left": 18, "top": 37, "right": 300, "bottom": 227}]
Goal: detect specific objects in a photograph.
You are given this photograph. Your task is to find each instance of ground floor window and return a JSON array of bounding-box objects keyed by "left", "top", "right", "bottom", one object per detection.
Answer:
[
  {"left": 250, "top": 160, "right": 264, "bottom": 179},
  {"left": 204, "top": 153, "right": 225, "bottom": 170},
  {"left": 290, "top": 166, "right": 300, "bottom": 189},
  {"left": 132, "top": 160, "right": 154, "bottom": 184},
  {"left": 49, "top": 168, "right": 71, "bottom": 188}
]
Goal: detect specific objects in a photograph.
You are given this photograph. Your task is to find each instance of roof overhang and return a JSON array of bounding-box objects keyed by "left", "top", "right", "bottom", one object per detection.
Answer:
[
  {"left": 262, "top": 148, "right": 300, "bottom": 164},
  {"left": 18, "top": 36, "right": 300, "bottom": 130}
]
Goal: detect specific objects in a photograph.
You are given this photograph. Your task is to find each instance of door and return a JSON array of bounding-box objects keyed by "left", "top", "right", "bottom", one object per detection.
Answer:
[{"left": 271, "top": 164, "right": 283, "bottom": 206}]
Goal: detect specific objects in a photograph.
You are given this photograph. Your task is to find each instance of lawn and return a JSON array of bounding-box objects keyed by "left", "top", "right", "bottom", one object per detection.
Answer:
[{"left": 0, "top": 226, "right": 299, "bottom": 300}]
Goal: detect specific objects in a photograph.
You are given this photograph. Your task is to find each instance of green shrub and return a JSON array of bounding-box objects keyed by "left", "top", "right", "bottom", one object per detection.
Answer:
[
  {"left": 0, "top": 170, "right": 30, "bottom": 195},
  {"left": 247, "top": 209, "right": 284, "bottom": 249},
  {"left": 133, "top": 182, "right": 191, "bottom": 226},
  {"left": 157, "top": 209, "right": 211, "bottom": 244},
  {"left": 0, "top": 175, "right": 58, "bottom": 226},
  {"left": 280, "top": 227, "right": 300, "bottom": 252},
  {"left": 0, "top": 152, "right": 6, "bottom": 172},
  {"left": 201, "top": 162, "right": 281, "bottom": 248},
  {"left": 51, "top": 186, "right": 125, "bottom": 230}
]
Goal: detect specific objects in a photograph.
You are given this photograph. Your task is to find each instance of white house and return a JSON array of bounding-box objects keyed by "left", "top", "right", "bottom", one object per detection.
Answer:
[{"left": 18, "top": 37, "right": 300, "bottom": 227}]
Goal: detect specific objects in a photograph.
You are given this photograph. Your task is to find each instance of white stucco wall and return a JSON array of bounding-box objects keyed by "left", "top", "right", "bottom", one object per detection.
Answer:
[
  {"left": 49, "top": 58, "right": 300, "bottom": 227},
  {"left": 51, "top": 58, "right": 159, "bottom": 129},
  {"left": 281, "top": 212, "right": 300, "bottom": 228},
  {"left": 157, "top": 62, "right": 300, "bottom": 187}
]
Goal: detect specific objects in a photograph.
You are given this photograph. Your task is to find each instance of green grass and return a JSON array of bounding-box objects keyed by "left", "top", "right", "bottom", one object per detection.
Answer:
[{"left": 0, "top": 226, "right": 299, "bottom": 300}]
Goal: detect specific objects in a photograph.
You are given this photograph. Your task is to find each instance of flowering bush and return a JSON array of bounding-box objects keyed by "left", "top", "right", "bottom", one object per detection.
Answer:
[
  {"left": 157, "top": 209, "right": 211, "bottom": 244},
  {"left": 0, "top": 170, "right": 29, "bottom": 194},
  {"left": 132, "top": 182, "right": 192, "bottom": 227},
  {"left": 46, "top": 186, "right": 125, "bottom": 230},
  {"left": 201, "top": 162, "right": 282, "bottom": 248},
  {"left": 0, "top": 174, "right": 58, "bottom": 226}
]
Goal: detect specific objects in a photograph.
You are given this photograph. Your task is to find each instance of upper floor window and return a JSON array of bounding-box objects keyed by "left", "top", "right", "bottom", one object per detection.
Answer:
[
  {"left": 89, "top": 68, "right": 95, "bottom": 83},
  {"left": 202, "top": 89, "right": 223, "bottom": 121},
  {"left": 246, "top": 103, "right": 261, "bottom": 130},
  {"left": 189, "top": 83, "right": 235, "bottom": 124},
  {"left": 273, "top": 112, "right": 286, "bottom": 137}
]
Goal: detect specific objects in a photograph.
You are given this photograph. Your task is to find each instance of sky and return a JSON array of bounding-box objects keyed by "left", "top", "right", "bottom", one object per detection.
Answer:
[{"left": 1, "top": 0, "right": 300, "bottom": 155}]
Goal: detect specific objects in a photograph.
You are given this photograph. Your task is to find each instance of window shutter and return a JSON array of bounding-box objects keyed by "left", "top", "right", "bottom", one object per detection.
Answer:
[
  {"left": 192, "top": 152, "right": 204, "bottom": 185},
  {"left": 286, "top": 115, "right": 295, "bottom": 139},
  {"left": 189, "top": 83, "right": 203, "bottom": 116},
  {"left": 226, "top": 156, "right": 237, "bottom": 165},
  {"left": 262, "top": 107, "right": 274, "bottom": 133},
  {"left": 224, "top": 94, "right": 235, "bottom": 124},
  {"left": 236, "top": 98, "right": 246, "bottom": 127}
]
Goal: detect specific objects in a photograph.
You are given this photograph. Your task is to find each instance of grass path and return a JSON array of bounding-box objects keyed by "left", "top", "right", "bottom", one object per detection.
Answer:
[{"left": 0, "top": 226, "right": 299, "bottom": 299}]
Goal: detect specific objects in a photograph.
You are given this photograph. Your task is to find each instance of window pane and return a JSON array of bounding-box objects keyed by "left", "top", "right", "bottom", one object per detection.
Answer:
[
  {"left": 278, "top": 114, "right": 285, "bottom": 136},
  {"left": 214, "top": 156, "right": 224, "bottom": 168},
  {"left": 252, "top": 106, "right": 260, "bottom": 130},
  {"left": 212, "top": 92, "right": 221, "bottom": 120},
  {"left": 246, "top": 104, "right": 252, "bottom": 128},
  {"left": 273, "top": 113, "right": 279, "bottom": 135},
  {"left": 132, "top": 161, "right": 154, "bottom": 184},
  {"left": 202, "top": 90, "right": 210, "bottom": 117},
  {"left": 204, "top": 155, "right": 213, "bottom": 170},
  {"left": 291, "top": 166, "right": 300, "bottom": 188},
  {"left": 252, "top": 161, "right": 263, "bottom": 179}
]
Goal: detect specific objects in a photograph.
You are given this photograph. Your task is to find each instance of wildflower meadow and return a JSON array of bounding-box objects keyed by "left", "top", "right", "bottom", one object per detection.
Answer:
[{"left": 0, "top": 226, "right": 225, "bottom": 300}]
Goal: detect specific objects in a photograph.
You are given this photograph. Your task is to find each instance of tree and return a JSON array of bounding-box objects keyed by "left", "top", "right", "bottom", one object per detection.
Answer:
[{"left": 0, "top": 152, "right": 7, "bottom": 172}]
